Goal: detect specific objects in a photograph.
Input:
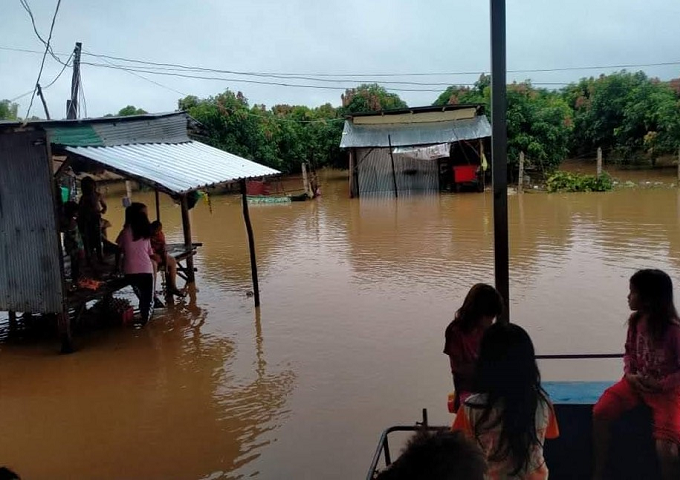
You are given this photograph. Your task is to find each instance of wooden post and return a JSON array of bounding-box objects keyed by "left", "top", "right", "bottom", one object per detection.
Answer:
[
  {"left": 58, "top": 309, "right": 74, "bottom": 354},
  {"left": 8, "top": 311, "right": 18, "bottom": 331},
  {"left": 180, "top": 195, "right": 196, "bottom": 283},
  {"left": 240, "top": 179, "right": 260, "bottom": 307},
  {"left": 301, "top": 162, "right": 310, "bottom": 197},
  {"left": 388, "top": 135, "right": 399, "bottom": 198},
  {"left": 349, "top": 149, "right": 357, "bottom": 198},
  {"left": 597, "top": 147, "right": 603, "bottom": 178},
  {"left": 676, "top": 147, "right": 680, "bottom": 185},
  {"left": 125, "top": 180, "right": 133, "bottom": 205},
  {"left": 155, "top": 190, "right": 161, "bottom": 221},
  {"left": 518, "top": 151, "right": 525, "bottom": 193}
]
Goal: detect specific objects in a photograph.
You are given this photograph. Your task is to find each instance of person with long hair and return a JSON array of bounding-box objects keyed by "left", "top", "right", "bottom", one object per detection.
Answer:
[
  {"left": 444, "top": 284, "right": 504, "bottom": 411},
  {"left": 115, "top": 203, "right": 158, "bottom": 325},
  {"left": 78, "top": 176, "right": 107, "bottom": 264},
  {"left": 593, "top": 269, "right": 680, "bottom": 479},
  {"left": 452, "top": 323, "right": 559, "bottom": 479}
]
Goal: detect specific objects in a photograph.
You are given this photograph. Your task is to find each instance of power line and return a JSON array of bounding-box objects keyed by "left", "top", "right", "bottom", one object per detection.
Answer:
[
  {"left": 24, "top": 0, "right": 62, "bottom": 120},
  {"left": 18, "top": 0, "right": 69, "bottom": 67},
  {"left": 83, "top": 49, "right": 188, "bottom": 96},
  {"left": 2, "top": 45, "right": 680, "bottom": 79}
]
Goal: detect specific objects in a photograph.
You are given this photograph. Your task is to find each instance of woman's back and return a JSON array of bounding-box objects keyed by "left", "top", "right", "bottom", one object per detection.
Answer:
[{"left": 454, "top": 394, "right": 558, "bottom": 480}]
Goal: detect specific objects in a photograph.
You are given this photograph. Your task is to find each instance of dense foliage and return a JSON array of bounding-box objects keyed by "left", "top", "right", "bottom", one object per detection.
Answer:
[
  {"left": 0, "top": 99, "right": 19, "bottom": 120},
  {"left": 5, "top": 71, "right": 677, "bottom": 174},
  {"left": 546, "top": 171, "right": 613, "bottom": 192}
]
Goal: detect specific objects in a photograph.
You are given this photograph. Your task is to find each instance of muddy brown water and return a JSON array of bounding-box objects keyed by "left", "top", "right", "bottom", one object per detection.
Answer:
[{"left": 2, "top": 167, "right": 680, "bottom": 479}]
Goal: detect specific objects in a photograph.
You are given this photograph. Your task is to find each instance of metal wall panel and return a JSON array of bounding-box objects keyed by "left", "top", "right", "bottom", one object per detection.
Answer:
[
  {"left": 356, "top": 147, "right": 439, "bottom": 197},
  {"left": 0, "top": 129, "right": 64, "bottom": 313}
]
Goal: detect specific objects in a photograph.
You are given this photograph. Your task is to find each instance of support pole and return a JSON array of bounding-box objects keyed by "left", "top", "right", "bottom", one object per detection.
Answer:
[
  {"left": 58, "top": 308, "right": 74, "bottom": 354},
  {"left": 240, "top": 179, "right": 260, "bottom": 307},
  {"left": 36, "top": 84, "right": 51, "bottom": 120},
  {"left": 8, "top": 311, "right": 18, "bottom": 331},
  {"left": 155, "top": 190, "right": 161, "bottom": 221},
  {"left": 676, "top": 147, "right": 680, "bottom": 185},
  {"left": 180, "top": 195, "right": 196, "bottom": 283},
  {"left": 66, "top": 42, "right": 82, "bottom": 120},
  {"left": 597, "top": 147, "right": 603, "bottom": 178},
  {"left": 349, "top": 149, "right": 357, "bottom": 198},
  {"left": 125, "top": 180, "right": 133, "bottom": 207},
  {"left": 518, "top": 151, "right": 525, "bottom": 193},
  {"left": 491, "top": 0, "right": 510, "bottom": 322},
  {"left": 301, "top": 162, "right": 310, "bottom": 197},
  {"left": 388, "top": 135, "right": 399, "bottom": 198}
]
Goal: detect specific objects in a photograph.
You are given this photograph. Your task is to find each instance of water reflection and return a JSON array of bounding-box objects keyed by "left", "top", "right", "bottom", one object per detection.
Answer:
[
  {"left": 3, "top": 171, "right": 680, "bottom": 479},
  {"left": 0, "top": 298, "right": 295, "bottom": 480}
]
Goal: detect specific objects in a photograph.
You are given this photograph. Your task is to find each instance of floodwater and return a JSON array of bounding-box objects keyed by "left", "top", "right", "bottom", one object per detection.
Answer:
[{"left": 2, "top": 167, "right": 680, "bottom": 479}]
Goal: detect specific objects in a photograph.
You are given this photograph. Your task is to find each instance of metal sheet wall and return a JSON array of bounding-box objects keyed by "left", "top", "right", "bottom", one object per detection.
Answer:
[
  {"left": 356, "top": 147, "right": 439, "bottom": 197},
  {"left": 0, "top": 129, "right": 64, "bottom": 313}
]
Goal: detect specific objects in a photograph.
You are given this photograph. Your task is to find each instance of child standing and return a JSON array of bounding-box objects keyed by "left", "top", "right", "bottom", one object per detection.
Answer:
[
  {"left": 444, "top": 284, "right": 504, "bottom": 411},
  {"left": 453, "top": 323, "right": 559, "bottom": 479},
  {"left": 78, "top": 176, "right": 107, "bottom": 264},
  {"left": 61, "top": 201, "right": 85, "bottom": 284},
  {"left": 116, "top": 203, "right": 156, "bottom": 325},
  {"left": 593, "top": 269, "right": 680, "bottom": 480},
  {"left": 150, "top": 221, "right": 184, "bottom": 297}
]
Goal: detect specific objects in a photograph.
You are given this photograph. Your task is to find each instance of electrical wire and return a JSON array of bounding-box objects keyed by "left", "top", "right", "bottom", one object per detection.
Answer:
[
  {"left": 24, "top": 0, "right": 62, "bottom": 120},
  {"left": 83, "top": 49, "right": 188, "bottom": 96},
  {"left": 2, "top": 45, "right": 680, "bottom": 82},
  {"left": 18, "top": 0, "right": 69, "bottom": 67}
]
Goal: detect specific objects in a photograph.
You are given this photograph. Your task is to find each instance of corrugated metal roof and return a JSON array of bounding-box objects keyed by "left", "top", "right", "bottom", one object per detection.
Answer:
[
  {"left": 66, "top": 141, "right": 280, "bottom": 194},
  {"left": 44, "top": 114, "right": 190, "bottom": 147},
  {"left": 92, "top": 115, "right": 189, "bottom": 146},
  {"left": 47, "top": 125, "right": 102, "bottom": 146},
  {"left": 340, "top": 115, "right": 491, "bottom": 148}
]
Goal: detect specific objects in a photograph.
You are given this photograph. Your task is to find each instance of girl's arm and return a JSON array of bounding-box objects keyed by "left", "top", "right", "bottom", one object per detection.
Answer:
[
  {"left": 99, "top": 194, "right": 108, "bottom": 215},
  {"left": 623, "top": 323, "right": 637, "bottom": 375},
  {"left": 659, "top": 326, "right": 680, "bottom": 391}
]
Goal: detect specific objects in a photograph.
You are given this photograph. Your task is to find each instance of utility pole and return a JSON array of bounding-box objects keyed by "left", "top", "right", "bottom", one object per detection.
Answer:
[
  {"left": 36, "top": 83, "right": 51, "bottom": 120},
  {"left": 66, "top": 42, "right": 82, "bottom": 119}
]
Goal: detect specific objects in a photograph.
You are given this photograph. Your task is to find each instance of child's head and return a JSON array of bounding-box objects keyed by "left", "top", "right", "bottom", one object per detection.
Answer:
[
  {"left": 80, "top": 176, "right": 96, "bottom": 195},
  {"left": 151, "top": 220, "right": 162, "bottom": 234},
  {"left": 474, "top": 323, "right": 545, "bottom": 475},
  {"left": 629, "top": 269, "right": 678, "bottom": 336},
  {"left": 374, "top": 430, "right": 486, "bottom": 480},
  {"left": 454, "top": 283, "right": 504, "bottom": 332},
  {"left": 64, "top": 201, "right": 79, "bottom": 219}
]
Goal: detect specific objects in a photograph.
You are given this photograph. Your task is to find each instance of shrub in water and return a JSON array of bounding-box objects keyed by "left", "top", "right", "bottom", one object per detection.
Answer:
[{"left": 546, "top": 171, "right": 613, "bottom": 193}]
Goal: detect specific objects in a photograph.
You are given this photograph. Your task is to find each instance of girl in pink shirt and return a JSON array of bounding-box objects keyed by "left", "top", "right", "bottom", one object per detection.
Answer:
[
  {"left": 593, "top": 269, "right": 680, "bottom": 480},
  {"left": 444, "top": 284, "right": 504, "bottom": 411},
  {"left": 116, "top": 203, "right": 159, "bottom": 325}
]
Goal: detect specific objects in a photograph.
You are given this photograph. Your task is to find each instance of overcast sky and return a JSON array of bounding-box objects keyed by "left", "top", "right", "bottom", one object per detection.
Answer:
[{"left": 2, "top": 0, "right": 679, "bottom": 119}]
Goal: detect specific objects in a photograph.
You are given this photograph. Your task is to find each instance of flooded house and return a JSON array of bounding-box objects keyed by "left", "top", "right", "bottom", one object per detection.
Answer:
[
  {"left": 340, "top": 105, "right": 492, "bottom": 197},
  {"left": 0, "top": 112, "right": 278, "bottom": 352}
]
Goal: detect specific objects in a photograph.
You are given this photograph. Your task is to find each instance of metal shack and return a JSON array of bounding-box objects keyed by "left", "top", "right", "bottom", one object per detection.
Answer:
[
  {"left": 0, "top": 112, "right": 278, "bottom": 352},
  {"left": 340, "top": 105, "right": 492, "bottom": 197}
]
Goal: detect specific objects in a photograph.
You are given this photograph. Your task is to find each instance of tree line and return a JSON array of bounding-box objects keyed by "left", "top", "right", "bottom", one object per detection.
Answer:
[{"left": 2, "top": 70, "right": 679, "bottom": 174}]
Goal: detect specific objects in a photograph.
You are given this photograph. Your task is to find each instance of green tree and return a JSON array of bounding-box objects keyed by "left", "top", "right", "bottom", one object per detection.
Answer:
[
  {"left": 341, "top": 83, "right": 407, "bottom": 114},
  {"left": 0, "top": 99, "right": 19, "bottom": 120},
  {"left": 506, "top": 82, "right": 573, "bottom": 170},
  {"left": 433, "top": 74, "right": 490, "bottom": 107},
  {"left": 562, "top": 71, "right": 680, "bottom": 163}
]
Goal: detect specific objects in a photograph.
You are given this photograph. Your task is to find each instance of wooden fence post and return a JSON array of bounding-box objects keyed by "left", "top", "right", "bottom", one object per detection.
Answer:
[
  {"left": 597, "top": 147, "right": 603, "bottom": 178},
  {"left": 240, "top": 179, "right": 260, "bottom": 307},
  {"left": 180, "top": 195, "right": 196, "bottom": 284},
  {"left": 518, "top": 151, "right": 525, "bottom": 193},
  {"left": 677, "top": 147, "right": 680, "bottom": 185}
]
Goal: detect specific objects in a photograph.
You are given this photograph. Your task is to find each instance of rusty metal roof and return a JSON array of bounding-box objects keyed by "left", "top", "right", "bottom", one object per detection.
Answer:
[
  {"left": 340, "top": 115, "right": 491, "bottom": 148},
  {"left": 66, "top": 141, "right": 280, "bottom": 194}
]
